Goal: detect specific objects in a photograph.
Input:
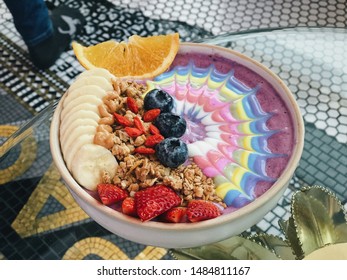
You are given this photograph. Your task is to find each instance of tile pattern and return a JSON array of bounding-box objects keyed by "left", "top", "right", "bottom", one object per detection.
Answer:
[
  {"left": 202, "top": 29, "right": 347, "bottom": 143},
  {"left": 109, "top": 2, "right": 347, "bottom": 143},
  {"left": 62, "top": 237, "right": 167, "bottom": 260},
  {"left": 0, "top": 32, "right": 67, "bottom": 113},
  {"left": 0, "top": 125, "right": 37, "bottom": 184},
  {"left": 10, "top": 164, "right": 90, "bottom": 238},
  {"left": 109, "top": 0, "right": 347, "bottom": 34},
  {"left": 254, "top": 123, "right": 347, "bottom": 238}
]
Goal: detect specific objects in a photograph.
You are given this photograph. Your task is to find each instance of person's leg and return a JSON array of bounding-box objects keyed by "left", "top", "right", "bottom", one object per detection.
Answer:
[
  {"left": 3, "top": 0, "right": 53, "bottom": 47},
  {"left": 28, "top": 5, "right": 86, "bottom": 69},
  {"left": 3, "top": 0, "right": 85, "bottom": 69}
]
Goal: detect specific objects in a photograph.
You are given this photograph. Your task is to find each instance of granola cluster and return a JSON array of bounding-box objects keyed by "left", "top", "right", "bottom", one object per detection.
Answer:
[
  {"left": 110, "top": 153, "right": 225, "bottom": 207},
  {"left": 98, "top": 78, "right": 226, "bottom": 208}
]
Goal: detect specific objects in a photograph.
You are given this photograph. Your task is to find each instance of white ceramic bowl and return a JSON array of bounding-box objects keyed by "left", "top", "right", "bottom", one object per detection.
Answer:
[{"left": 50, "top": 43, "right": 304, "bottom": 248}]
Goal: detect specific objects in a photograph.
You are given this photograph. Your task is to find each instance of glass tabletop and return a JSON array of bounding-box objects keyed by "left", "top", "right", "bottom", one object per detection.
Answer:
[{"left": 0, "top": 26, "right": 346, "bottom": 260}]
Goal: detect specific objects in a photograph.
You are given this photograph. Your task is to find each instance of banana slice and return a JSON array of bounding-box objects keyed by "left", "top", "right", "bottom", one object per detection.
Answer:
[
  {"left": 60, "top": 118, "right": 98, "bottom": 142},
  {"left": 64, "top": 85, "right": 107, "bottom": 106},
  {"left": 76, "top": 68, "right": 115, "bottom": 81},
  {"left": 68, "top": 76, "right": 113, "bottom": 92},
  {"left": 64, "top": 134, "right": 94, "bottom": 170},
  {"left": 60, "top": 125, "right": 97, "bottom": 151},
  {"left": 71, "top": 144, "right": 118, "bottom": 191},
  {"left": 61, "top": 103, "right": 100, "bottom": 124},
  {"left": 61, "top": 95, "right": 103, "bottom": 118},
  {"left": 59, "top": 68, "right": 119, "bottom": 190},
  {"left": 60, "top": 110, "right": 100, "bottom": 136}
]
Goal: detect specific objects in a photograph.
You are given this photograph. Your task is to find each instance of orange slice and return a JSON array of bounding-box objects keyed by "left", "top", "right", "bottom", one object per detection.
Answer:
[{"left": 72, "top": 33, "right": 180, "bottom": 79}]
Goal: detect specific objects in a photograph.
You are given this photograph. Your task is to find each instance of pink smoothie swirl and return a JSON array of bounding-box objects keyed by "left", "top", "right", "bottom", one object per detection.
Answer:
[{"left": 147, "top": 53, "right": 294, "bottom": 209}]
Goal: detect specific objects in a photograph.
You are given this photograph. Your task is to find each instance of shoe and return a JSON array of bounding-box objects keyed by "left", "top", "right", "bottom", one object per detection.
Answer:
[{"left": 29, "top": 6, "right": 86, "bottom": 69}]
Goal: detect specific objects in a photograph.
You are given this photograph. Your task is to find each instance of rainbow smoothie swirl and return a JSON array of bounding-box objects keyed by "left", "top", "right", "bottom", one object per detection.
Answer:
[{"left": 146, "top": 52, "right": 294, "bottom": 210}]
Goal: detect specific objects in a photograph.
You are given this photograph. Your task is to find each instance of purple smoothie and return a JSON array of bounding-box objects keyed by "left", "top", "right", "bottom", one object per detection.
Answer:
[{"left": 169, "top": 51, "right": 295, "bottom": 199}]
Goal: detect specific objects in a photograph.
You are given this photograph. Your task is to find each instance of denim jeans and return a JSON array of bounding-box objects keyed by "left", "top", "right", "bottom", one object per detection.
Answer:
[{"left": 3, "top": 0, "right": 53, "bottom": 47}]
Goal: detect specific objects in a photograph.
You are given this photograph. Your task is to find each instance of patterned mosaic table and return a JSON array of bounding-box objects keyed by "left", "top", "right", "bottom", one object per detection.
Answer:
[{"left": 0, "top": 0, "right": 346, "bottom": 260}]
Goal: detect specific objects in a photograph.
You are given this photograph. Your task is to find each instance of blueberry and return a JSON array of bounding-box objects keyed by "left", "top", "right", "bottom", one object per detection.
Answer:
[
  {"left": 144, "top": 89, "right": 174, "bottom": 112},
  {"left": 153, "top": 112, "right": 187, "bottom": 138},
  {"left": 155, "top": 138, "right": 188, "bottom": 168}
]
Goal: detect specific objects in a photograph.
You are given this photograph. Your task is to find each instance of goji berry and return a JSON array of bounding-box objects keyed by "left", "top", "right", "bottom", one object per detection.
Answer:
[
  {"left": 113, "top": 113, "right": 133, "bottom": 127},
  {"left": 145, "top": 134, "right": 164, "bottom": 147},
  {"left": 125, "top": 127, "right": 143, "bottom": 138},
  {"left": 127, "top": 97, "right": 139, "bottom": 114},
  {"left": 134, "top": 116, "right": 146, "bottom": 133},
  {"left": 149, "top": 124, "right": 160, "bottom": 135},
  {"left": 143, "top": 108, "right": 160, "bottom": 122},
  {"left": 134, "top": 146, "right": 156, "bottom": 154}
]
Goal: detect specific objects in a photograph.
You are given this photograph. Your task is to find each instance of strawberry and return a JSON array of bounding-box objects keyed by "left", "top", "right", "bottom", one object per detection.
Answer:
[
  {"left": 186, "top": 200, "right": 221, "bottom": 222},
  {"left": 97, "top": 184, "right": 128, "bottom": 206},
  {"left": 143, "top": 108, "right": 161, "bottom": 122},
  {"left": 134, "top": 146, "right": 156, "bottom": 154},
  {"left": 121, "top": 197, "right": 137, "bottom": 217},
  {"left": 162, "top": 207, "right": 187, "bottom": 223},
  {"left": 144, "top": 134, "right": 164, "bottom": 147},
  {"left": 127, "top": 97, "right": 139, "bottom": 114},
  {"left": 135, "top": 184, "right": 181, "bottom": 221}
]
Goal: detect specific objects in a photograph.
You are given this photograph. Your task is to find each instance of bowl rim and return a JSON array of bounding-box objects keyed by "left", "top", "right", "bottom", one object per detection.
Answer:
[{"left": 50, "top": 42, "right": 304, "bottom": 232}]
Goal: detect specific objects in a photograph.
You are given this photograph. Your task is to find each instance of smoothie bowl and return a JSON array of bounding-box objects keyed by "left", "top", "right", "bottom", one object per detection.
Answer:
[{"left": 50, "top": 42, "right": 304, "bottom": 248}]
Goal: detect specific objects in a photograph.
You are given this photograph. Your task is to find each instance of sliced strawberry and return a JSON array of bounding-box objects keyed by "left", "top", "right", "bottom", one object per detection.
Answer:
[
  {"left": 97, "top": 183, "right": 128, "bottom": 206},
  {"left": 135, "top": 184, "right": 181, "bottom": 222},
  {"left": 121, "top": 197, "right": 137, "bottom": 217},
  {"left": 162, "top": 207, "right": 187, "bottom": 223},
  {"left": 186, "top": 200, "right": 221, "bottom": 222}
]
